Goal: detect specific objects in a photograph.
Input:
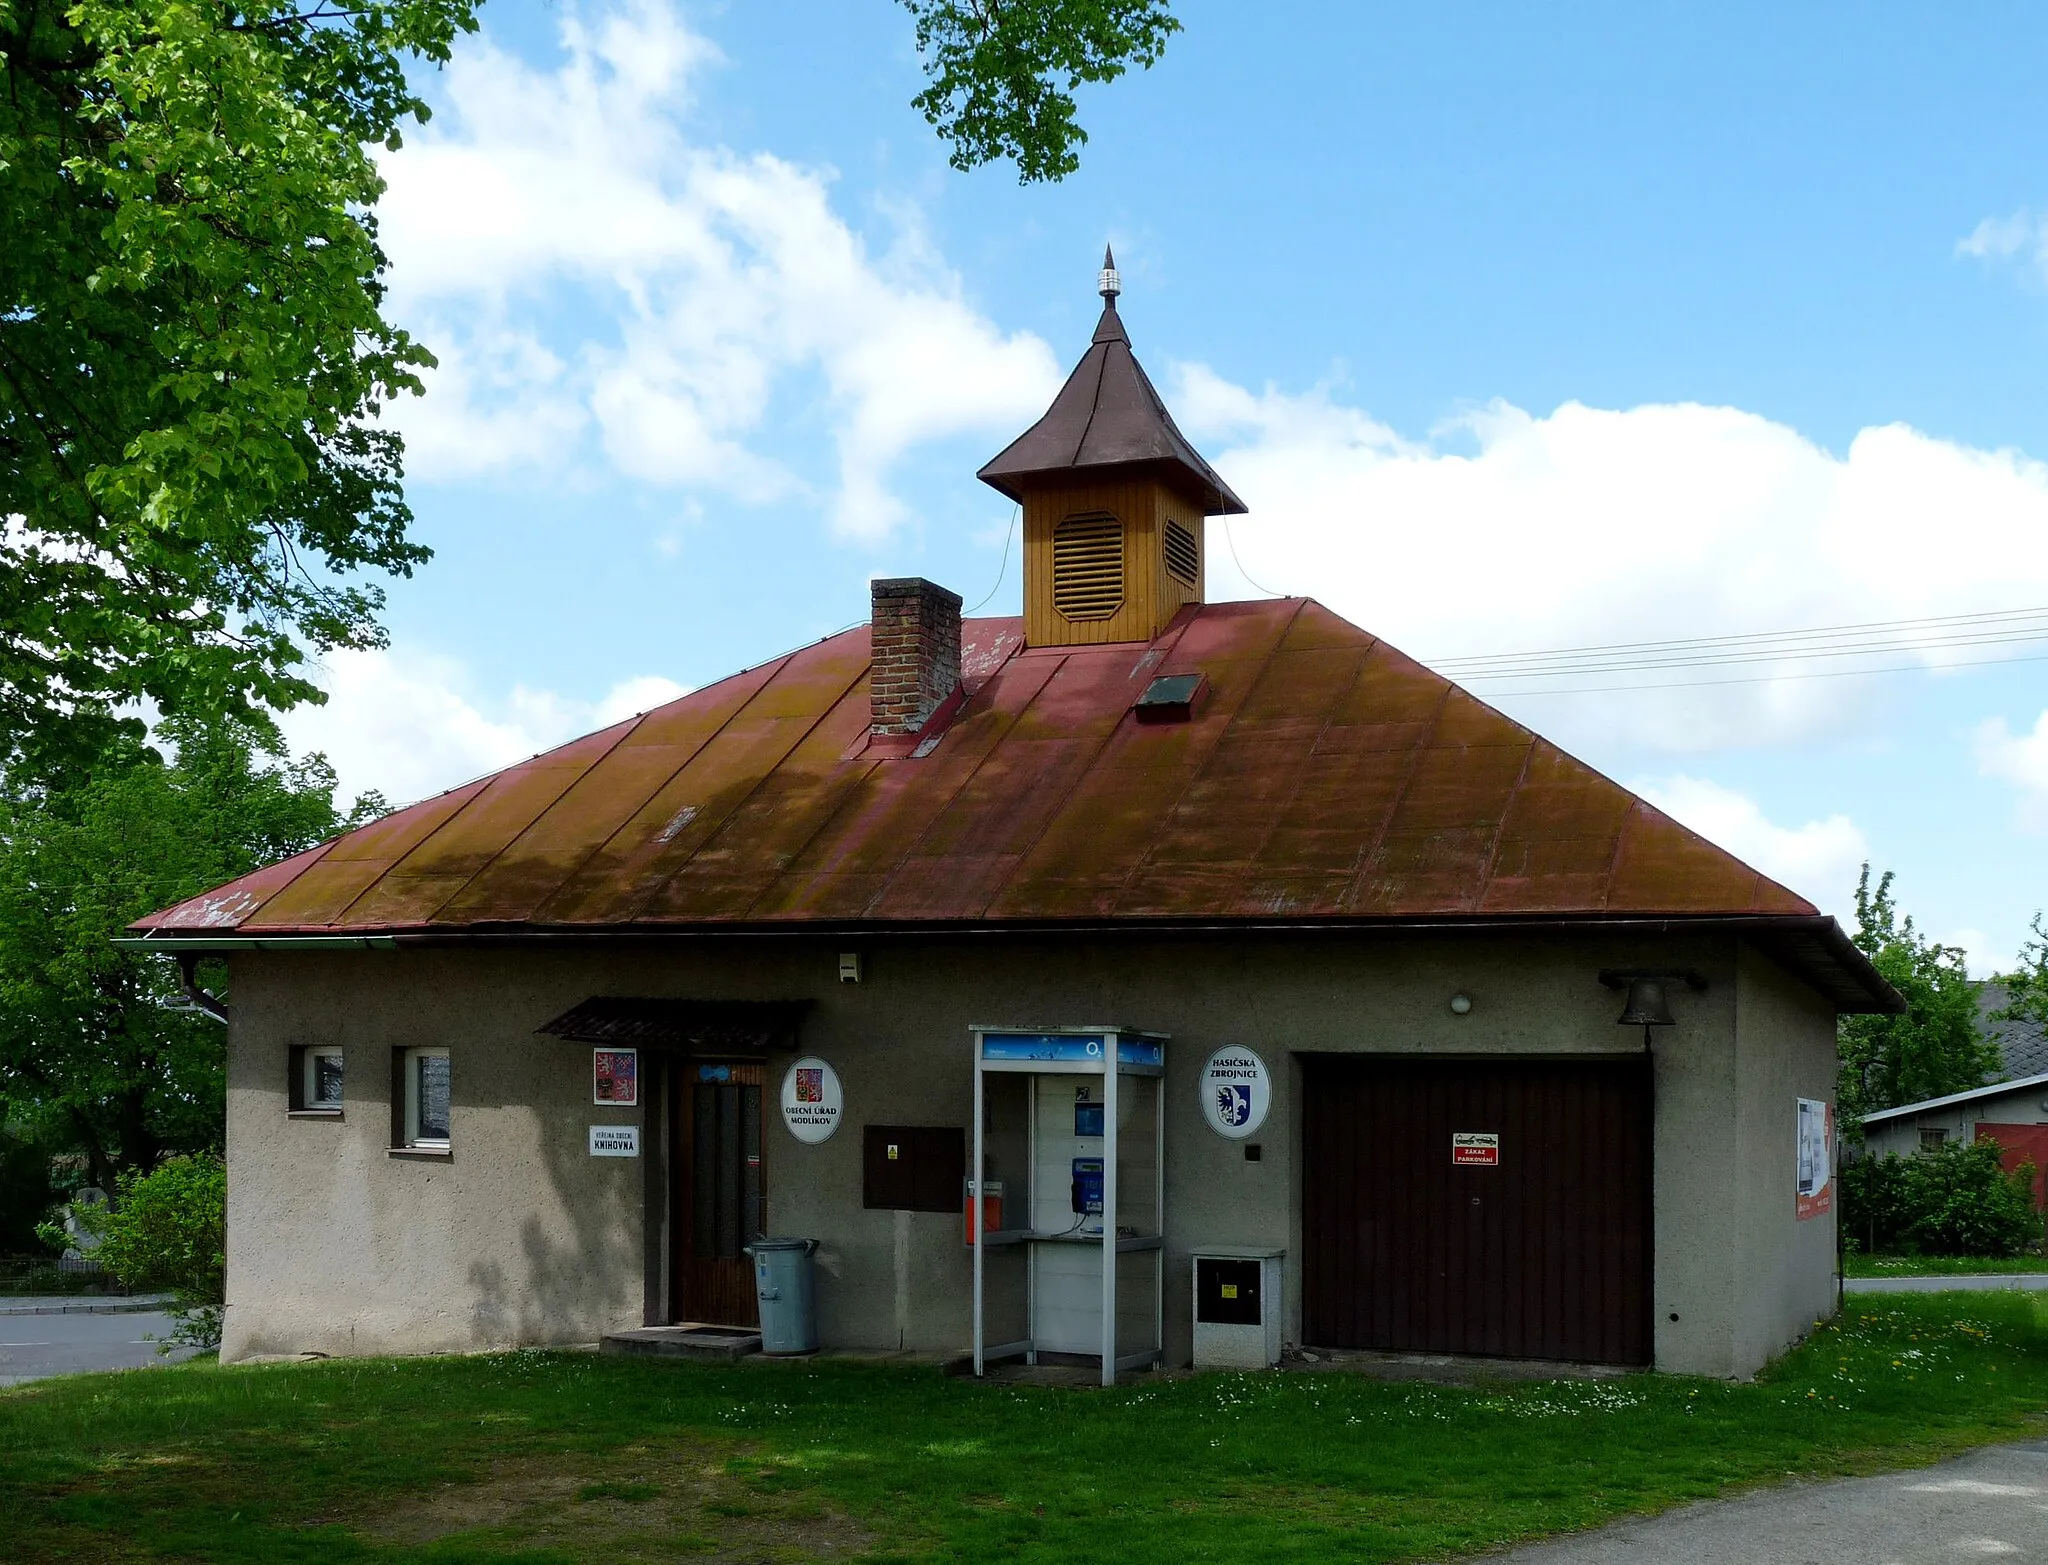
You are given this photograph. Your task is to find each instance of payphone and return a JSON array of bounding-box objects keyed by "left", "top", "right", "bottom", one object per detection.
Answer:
[{"left": 969, "top": 1027, "right": 1167, "bottom": 1387}]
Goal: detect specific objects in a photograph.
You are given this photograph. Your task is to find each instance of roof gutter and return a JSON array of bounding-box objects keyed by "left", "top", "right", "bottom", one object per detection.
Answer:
[
  {"left": 172, "top": 952, "right": 228, "bottom": 1025},
  {"left": 114, "top": 934, "right": 402, "bottom": 953},
  {"left": 115, "top": 914, "right": 1901, "bottom": 1014}
]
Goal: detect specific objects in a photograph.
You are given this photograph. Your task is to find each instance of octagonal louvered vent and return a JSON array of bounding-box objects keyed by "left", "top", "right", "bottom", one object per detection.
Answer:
[
  {"left": 1053, "top": 514, "right": 1124, "bottom": 621},
  {"left": 1163, "top": 517, "right": 1198, "bottom": 587}
]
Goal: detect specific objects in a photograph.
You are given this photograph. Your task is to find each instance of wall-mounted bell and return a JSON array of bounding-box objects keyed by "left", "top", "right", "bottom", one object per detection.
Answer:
[{"left": 1616, "top": 976, "right": 1676, "bottom": 1029}]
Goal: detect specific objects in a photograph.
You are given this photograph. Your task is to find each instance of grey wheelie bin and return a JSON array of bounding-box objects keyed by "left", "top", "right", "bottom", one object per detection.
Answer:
[{"left": 743, "top": 1237, "right": 820, "bottom": 1355}]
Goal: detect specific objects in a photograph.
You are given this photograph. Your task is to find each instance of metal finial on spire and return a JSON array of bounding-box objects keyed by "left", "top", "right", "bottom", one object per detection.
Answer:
[{"left": 1098, "top": 244, "right": 1121, "bottom": 300}]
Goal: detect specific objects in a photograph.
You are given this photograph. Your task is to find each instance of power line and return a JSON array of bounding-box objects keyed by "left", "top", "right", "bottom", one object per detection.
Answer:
[
  {"left": 1425, "top": 605, "right": 2048, "bottom": 687},
  {"left": 1480, "top": 648, "right": 2048, "bottom": 699},
  {"left": 1432, "top": 603, "right": 2048, "bottom": 668}
]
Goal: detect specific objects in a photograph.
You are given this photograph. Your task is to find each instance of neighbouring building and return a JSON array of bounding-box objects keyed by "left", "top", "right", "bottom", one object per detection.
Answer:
[
  {"left": 126, "top": 256, "right": 1900, "bottom": 1380},
  {"left": 1859, "top": 1073, "right": 2048, "bottom": 1210}
]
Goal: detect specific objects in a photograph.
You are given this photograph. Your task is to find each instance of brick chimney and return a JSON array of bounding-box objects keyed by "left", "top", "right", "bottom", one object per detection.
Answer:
[{"left": 870, "top": 577, "right": 962, "bottom": 736}]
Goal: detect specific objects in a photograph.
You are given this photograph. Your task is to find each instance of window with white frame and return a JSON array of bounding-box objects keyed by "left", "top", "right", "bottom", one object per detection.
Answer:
[
  {"left": 304, "top": 1046, "right": 343, "bottom": 1111},
  {"left": 402, "top": 1047, "right": 451, "bottom": 1148}
]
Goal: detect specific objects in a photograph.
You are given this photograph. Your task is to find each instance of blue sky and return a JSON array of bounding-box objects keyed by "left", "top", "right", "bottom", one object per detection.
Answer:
[{"left": 281, "top": 0, "right": 2048, "bottom": 971}]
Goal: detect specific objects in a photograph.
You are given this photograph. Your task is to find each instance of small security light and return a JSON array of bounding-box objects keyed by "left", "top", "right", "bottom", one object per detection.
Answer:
[
  {"left": 838, "top": 952, "right": 862, "bottom": 984},
  {"left": 1449, "top": 993, "right": 1473, "bottom": 1016}
]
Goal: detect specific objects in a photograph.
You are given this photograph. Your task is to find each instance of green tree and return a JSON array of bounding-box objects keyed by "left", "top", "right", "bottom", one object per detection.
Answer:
[
  {"left": 0, "top": 0, "right": 483, "bottom": 773},
  {"left": 902, "top": 0, "right": 1181, "bottom": 181},
  {"left": 1841, "top": 1140, "right": 2042, "bottom": 1259},
  {"left": 2, "top": 0, "right": 1176, "bottom": 773},
  {"left": 0, "top": 719, "right": 374, "bottom": 1193},
  {"left": 62, "top": 1152, "right": 226, "bottom": 1350},
  {"left": 1838, "top": 864, "right": 1997, "bottom": 1124},
  {"left": 1994, "top": 911, "right": 2048, "bottom": 1037}
]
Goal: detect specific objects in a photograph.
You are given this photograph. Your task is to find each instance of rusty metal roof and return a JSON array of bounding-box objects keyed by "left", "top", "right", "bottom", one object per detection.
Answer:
[
  {"left": 134, "top": 598, "right": 1870, "bottom": 959},
  {"left": 977, "top": 292, "right": 1247, "bottom": 515}
]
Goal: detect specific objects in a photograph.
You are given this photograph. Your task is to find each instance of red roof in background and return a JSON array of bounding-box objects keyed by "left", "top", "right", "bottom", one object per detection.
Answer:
[{"left": 134, "top": 598, "right": 1827, "bottom": 940}]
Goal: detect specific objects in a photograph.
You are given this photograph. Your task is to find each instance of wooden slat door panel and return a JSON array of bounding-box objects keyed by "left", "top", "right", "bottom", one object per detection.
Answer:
[
  {"left": 672, "top": 1062, "right": 765, "bottom": 1327},
  {"left": 1302, "top": 1057, "right": 1651, "bottom": 1365}
]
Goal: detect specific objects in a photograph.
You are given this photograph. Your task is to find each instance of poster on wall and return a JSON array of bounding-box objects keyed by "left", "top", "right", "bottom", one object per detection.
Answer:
[
  {"left": 781, "top": 1056, "right": 843, "bottom": 1144},
  {"left": 592, "top": 1047, "right": 638, "bottom": 1107},
  {"left": 1201, "top": 1046, "right": 1271, "bottom": 1139},
  {"left": 1797, "top": 1097, "right": 1834, "bottom": 1220}
]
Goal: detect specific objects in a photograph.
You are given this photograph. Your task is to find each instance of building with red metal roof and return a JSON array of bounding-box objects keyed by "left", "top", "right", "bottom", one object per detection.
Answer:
[{"left": 131, "top": 259, "right": 1895, "bottom": 1381}]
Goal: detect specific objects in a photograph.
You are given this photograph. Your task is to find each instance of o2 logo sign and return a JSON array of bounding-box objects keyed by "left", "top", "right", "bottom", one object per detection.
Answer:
[{"left": 1200, "top": 1047, "right": 1270, "bottom": 1139}]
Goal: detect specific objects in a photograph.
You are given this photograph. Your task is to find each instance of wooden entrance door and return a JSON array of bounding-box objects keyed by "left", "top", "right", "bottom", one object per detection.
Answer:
[
  {"left": 671, "top": 1061, "right": 765, "bottom": 1327},
  {"left": 1301, "top": 1056, "right": 1652, "bottom": 1365}
]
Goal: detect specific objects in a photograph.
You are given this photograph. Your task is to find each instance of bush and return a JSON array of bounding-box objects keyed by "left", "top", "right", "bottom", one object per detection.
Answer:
[
  {"left": 68, "top": 1154, "right": 225, "bottom": 1352},
  {"left": 1843, "top": 1139, "right": 2043, "bottom": 1258}
]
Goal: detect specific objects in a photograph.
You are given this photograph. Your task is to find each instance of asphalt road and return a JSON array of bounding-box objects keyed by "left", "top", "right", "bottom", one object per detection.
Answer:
[
  {"left": 1498, "top": 1437, "right": 2048, "bottom": 1563},
  {"left": 1846, "top": 1273, "right": 2048, "bottom": 1294},
  {"left": 0, "top": 1310, "right": 194, "bottom": 1387}
]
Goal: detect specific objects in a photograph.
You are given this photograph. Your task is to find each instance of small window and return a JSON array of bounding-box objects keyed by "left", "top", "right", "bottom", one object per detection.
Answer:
[
  {"left": 305, "top": 1047, "right": 343, "bottom": 1110},
  {"left": 398, "top": 1047, "right": 451, "bottom": 1149},
  {"left": 1919, "top": 1127, "right": 1948, "bottom": 1151},
  {"left": 288, "top": 1045, "right": 344, "bottom": 1114}
]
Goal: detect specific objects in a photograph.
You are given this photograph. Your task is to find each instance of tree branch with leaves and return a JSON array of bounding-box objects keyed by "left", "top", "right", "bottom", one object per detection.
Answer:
[
  {"left": 1838, "top": 863, "right": 1998, "bottom": 1125},
  {"left": 901, "top": 0, "right": 1180, "bottom": 182}
]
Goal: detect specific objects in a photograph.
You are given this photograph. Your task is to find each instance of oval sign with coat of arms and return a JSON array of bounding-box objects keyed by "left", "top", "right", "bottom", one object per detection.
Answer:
[
  {"left": 780, "top": 1056, "right": 843, "bottom": 1144},
  {"left": 1201, "top": 1046, "right": 1270, "bottom": 1139}
]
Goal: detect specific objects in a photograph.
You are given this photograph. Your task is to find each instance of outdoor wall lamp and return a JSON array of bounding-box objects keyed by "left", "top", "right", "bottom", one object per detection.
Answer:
[{"left": 1597, "top": 968, "right": 1708, "bottom": 1049}]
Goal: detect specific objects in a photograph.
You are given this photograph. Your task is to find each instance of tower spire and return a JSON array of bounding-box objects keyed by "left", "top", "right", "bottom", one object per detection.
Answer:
[{"left": 977, "top": 246, "right": 1246, "bottom": 650}]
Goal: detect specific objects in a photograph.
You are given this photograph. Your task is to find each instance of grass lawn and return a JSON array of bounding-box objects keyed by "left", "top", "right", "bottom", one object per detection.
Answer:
[
  {"left": 5, "top": 1295, "right": 2048, "bottom": 1564},
  {"left": 1844, "top": 1253, "right": 2048, "bottom": 1276}
]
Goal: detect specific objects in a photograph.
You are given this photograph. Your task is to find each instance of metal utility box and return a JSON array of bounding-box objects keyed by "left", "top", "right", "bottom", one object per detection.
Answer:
[{"left": 1192, "top": 1247, "right": 1283, "bottom": 1369}]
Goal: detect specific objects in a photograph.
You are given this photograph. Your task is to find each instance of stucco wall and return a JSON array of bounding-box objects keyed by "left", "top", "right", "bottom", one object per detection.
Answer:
[
  {"left": 1727, "top": 945, "right": 1841, "bottom": 1378},
  {"left": 221, "top": 928, "right": 1838, "bottom": 1376}
]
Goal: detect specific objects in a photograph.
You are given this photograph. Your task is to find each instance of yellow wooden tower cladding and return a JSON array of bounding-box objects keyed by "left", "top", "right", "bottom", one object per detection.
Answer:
[{"left": 978, "top": 249, "right": 1247, "bottom": 648}]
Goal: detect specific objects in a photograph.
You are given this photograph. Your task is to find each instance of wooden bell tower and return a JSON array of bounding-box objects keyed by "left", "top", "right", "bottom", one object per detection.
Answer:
[{"left": 979, "top": 249, "right": 1246, "bottom": 648}]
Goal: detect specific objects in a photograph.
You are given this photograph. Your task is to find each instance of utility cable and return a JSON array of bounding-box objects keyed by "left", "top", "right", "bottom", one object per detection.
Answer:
[
  {"left": 1480, "top": 648, "right": 2048, "bottom": 698},
  {"left": 1424, "top": 605, "right": 2048, "bottom": 687},
  {"left": 1221, "top": 515, "right": 1284, "bottom": 599},
  {"left": 966, "top": 505, "right": 1020, "bottom": 616}
]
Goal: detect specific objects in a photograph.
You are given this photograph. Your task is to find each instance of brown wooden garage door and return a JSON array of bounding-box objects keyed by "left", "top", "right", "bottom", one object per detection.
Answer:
[{"left": 1302, "top": 1056, "right": 1652, "bottom": 1365}]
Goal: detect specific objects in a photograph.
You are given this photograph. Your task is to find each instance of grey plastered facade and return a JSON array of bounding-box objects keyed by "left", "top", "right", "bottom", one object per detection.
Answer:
[{"left": 222, "top": 926, "right": 1836, "bottom": 1379}]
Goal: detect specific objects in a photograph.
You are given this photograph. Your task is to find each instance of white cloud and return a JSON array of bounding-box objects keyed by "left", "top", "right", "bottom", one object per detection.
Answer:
[
  {"left": 1942, "top": 926, "right": 2013, "bottom": 981},
  {"left": 1957, "top": 209, "right": 2048, "bottom": 280},
  {"left": 1976, "top": 712, "right": 2048, "bottom": 832},
  {"left": 1180, "top": 373, "right": 2048, "bottom": 752},
  {"left": 1630, "top": 775, "right": 1869, "bottom": 920},
  {"left": 377, "top": 0, "right": 1061, "bottom": 538},
  {"left": 279, "top": 648, "right": 688, "bottom": 809}
]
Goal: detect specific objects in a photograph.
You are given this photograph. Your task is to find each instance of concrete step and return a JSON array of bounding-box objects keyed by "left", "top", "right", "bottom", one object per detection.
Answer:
[{"left": 602, "top": 1324, "right": 762, "bottom": 1362}]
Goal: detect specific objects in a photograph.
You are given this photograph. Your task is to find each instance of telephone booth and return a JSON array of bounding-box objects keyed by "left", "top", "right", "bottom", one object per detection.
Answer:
[{"left": 969, "top": 1026, "right": 1167, "bottom": 1386}]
